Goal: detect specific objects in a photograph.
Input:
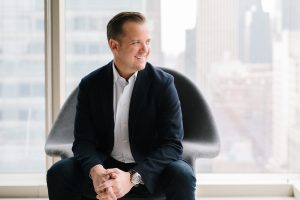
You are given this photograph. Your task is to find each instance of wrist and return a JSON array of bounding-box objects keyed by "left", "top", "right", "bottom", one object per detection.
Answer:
[
  {"left": 128, "top": 169, "right": 143, "bottom": 186},
  {"left": 89, "top": 164, "right": 105, "bottom": 179},
  {"left": 127, "top": 172, "right": 135, "bottom": 187}
]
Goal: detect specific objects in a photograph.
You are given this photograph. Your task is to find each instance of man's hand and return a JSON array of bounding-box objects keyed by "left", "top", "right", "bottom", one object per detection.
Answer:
[
  {"left": 98, "top": 168, "right": 134, "bottom": 199},
  {"left": 90, "top": 165, "right": 116, "bottom": 200},
  {"left": 96, "top": 187, "right": 116, "bottom": 200}
]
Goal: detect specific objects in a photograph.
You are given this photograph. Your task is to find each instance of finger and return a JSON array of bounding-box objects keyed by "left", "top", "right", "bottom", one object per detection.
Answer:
[
  {"left": 97, "top": 194, "right": 112, "bottom": 200},
  {"left": 97, "top": 192, "right": 110, "bottom": 200},
  {"left": 109, "top": 173, "right": 118, "bottom": 179},
  {"left": 96, "top": 185, "right": 105, "bottom": 194},
  {"left": 97, "top": 180, "right": 114, "bottom": 192},
  {"left": 98, "top": 187, "right": 116, "bottom": 200},
  {"left": 101, "top": 174, "right": 111, "bottom": 182},
  {"left": 106, "top": 168, "right": 120, "bottom": 174},
  {"left": 95, "top": 177, "right": 115, "bottom": 194},
  {"left": 107, "top": 187, "right": 117, "bottom": 199}
]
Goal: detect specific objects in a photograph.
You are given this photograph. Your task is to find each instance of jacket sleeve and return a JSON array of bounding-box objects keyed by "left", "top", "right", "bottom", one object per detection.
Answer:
[
  {"left": 133, "top": 76, "right": 184, "bottom": 193},
  {"left": 72, "top": 80, "right": 108, "bottom": 177}
]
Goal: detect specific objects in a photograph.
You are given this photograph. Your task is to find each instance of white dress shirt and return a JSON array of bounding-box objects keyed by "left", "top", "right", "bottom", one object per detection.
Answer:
[{"left": 110, "top": 63, "right": 137, "bottom": 163}]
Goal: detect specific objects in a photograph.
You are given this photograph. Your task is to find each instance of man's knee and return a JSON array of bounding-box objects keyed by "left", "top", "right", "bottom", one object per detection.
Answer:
[
  {"left": 47, "top": 157, "right": 80, "bottom": 185},
  {"left": 164, "top": 160, "right": 196, "bottom": 187},
  {"left": 47, "top": 157, "right": 85, "bottom": 199}
]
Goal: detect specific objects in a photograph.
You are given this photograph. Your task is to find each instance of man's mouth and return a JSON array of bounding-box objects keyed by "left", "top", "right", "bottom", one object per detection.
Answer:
[{"left": 135, "top": 56, "right": 146, "bottom": 60}]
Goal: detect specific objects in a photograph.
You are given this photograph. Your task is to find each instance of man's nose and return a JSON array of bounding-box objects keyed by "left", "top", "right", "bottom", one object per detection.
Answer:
[{"left": 140, "top": 42, "right": 148, "bottom": 52}]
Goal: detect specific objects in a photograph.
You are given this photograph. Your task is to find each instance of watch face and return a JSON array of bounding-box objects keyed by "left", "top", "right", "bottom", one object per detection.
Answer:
[{"left": 131, "top": 172, "right": 141, "bottom": 185}]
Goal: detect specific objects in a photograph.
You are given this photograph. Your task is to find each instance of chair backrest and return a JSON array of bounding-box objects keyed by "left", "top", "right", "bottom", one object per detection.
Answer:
[
  {"left": 161, "top": 68, "right": 219, "bottom": 143},
  {"left": 45, "top": 88, "right": 78, "bottom": 158},
  {"left": 45, "top": 67, "right": 220, "bottom": 160}
]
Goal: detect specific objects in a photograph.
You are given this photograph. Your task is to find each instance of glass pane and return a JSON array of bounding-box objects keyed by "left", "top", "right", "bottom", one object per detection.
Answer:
[
  {"left": 65, "top": 0, "right": 300, "bottom": 173},
  {"left": 0, "top": 0, "right": 45, "bottom": 173}
]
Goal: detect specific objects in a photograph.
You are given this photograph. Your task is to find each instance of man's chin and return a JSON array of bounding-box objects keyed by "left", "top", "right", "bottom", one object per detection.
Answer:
[{"left": 136, "top": 63, "right": 147, "bottom": 71}]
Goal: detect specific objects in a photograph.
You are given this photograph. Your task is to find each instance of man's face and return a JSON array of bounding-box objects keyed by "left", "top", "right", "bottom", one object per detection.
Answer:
[{"left": 110, "top": 21, "right": 151, "bottom": 75}]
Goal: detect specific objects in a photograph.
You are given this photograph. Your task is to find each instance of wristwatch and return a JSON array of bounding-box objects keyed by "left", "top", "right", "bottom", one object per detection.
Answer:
[{"left": 129, "top": 169, "right": 143, "bottom": 186}]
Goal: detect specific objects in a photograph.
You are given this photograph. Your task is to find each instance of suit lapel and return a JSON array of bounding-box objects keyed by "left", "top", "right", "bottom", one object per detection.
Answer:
[
  {"left": 129, "top": 65, "right": 152, "bottom": 134},
  {"left": 101, "top": 63, "right": 114, "bottom": 148}
]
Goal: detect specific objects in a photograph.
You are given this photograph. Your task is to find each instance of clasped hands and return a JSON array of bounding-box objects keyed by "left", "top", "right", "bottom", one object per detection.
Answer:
[{"left": 90, "top": 165, "right": 134, "bottom": 200}]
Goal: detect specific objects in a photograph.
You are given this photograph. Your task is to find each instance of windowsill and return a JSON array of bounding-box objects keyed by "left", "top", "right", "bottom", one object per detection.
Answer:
[
  {"left": 0, "top": 173, "right": 300, "bottom": 198},
  {"left": 0, "top": 174, "right": 46, "bottom": 186},
  {"left": 196, "top": 174, "right": 300, "bottom": 198},
  {"left": 0, "top": 174, "right": 47, "bottom": 197},
  {"left": 197, "top": 173, "right": 300, "bottom": 184}
]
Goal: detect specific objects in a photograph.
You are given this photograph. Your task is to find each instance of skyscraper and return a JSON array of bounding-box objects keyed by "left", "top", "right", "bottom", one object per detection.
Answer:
[
  {"left": 195, "top": 0, "right": 239, "bottom": 93},
  {"left": 281, "top": 0, "right": 300, "bottom": 172}
]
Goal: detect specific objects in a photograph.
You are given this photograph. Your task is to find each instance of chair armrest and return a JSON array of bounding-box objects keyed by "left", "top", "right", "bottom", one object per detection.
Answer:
[
  {"left": 182, "top": 140, "right": 220, "bottom": 169},
  {"left": 45, "top": 143, "right": 73, "bottom": 159}
]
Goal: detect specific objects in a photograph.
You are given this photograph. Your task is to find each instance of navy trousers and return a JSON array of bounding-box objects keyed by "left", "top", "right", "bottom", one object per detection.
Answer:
[{"left": 47, "top": 157, "right": 196, "bottom": 200}]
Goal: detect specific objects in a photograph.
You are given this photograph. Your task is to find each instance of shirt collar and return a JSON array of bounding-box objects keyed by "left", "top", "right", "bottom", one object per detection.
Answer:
[{"left": 112, "top": 62, "right": 138, "bottom": 84}]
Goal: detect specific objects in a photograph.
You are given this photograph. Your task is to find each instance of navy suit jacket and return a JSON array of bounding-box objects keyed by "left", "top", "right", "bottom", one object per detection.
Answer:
[{"left": 72, "top": 61, "right": 184, "bottom": 193}]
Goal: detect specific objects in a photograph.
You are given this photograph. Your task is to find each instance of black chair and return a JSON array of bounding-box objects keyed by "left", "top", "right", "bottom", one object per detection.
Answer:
[{"left": 45, "top": 67, "right": 220, "bottom": 200}]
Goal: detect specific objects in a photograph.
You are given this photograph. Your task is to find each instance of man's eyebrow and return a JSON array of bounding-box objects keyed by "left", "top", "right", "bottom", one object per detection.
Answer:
[{"left": 129, "top": 38, "right": 151, "bottom": 43}]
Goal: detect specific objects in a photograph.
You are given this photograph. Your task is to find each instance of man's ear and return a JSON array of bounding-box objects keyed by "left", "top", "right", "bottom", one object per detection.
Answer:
[{"left": 109, "top": 39, "right": 119, "bottom": 53}]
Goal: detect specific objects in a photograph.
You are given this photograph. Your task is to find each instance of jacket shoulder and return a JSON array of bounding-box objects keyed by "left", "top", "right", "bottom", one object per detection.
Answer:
[
  {"left": 79, "top": 62, "right": 112, "bottom": 87},
  {"left": 145, "top": 63, "right": 174, "bottom": 84}
]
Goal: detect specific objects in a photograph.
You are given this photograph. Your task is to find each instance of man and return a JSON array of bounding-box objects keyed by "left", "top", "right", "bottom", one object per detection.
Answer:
[{"left": 47, "top": 11, "right": 196, "bottom": 200}]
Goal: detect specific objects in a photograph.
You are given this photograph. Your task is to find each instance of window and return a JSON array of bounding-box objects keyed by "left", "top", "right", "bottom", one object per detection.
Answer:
[
  {"left": 0, "top": 0, "right": 45, "bottom": 173},
  {"left": 64, "top": 0, "right": 300, "bottom": 174},
  {"left": 18, "top": 109, "right": 28, "bottom": 121},
  {"left": 19, "top": 84, "right": 31, "bottom": 97}
]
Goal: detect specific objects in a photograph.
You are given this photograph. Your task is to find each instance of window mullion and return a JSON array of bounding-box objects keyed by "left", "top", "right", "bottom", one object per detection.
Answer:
[{"left": 44, "top": 0, "right": 66, "bottom": 169}]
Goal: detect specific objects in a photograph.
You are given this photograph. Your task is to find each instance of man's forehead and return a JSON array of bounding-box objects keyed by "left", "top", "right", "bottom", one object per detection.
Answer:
[
  {"left": 121, "top": 23, "right": 150, "bottom": 37},
  {"left": 122, "top": 21, "right": 147, "bottom": 30}
]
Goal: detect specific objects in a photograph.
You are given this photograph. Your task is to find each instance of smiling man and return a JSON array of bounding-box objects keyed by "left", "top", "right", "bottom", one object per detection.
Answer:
[{"left": 47, "top": 12, "right": 196, "bottom": 200}]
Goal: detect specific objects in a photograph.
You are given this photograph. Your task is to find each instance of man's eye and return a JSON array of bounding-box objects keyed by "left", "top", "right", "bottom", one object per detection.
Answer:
[{"left": 131, "top": 41, "right": 140, "bottom": 45}]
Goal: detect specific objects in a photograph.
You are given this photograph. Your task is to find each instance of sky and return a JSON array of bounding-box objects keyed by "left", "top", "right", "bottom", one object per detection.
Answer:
[{"left": 161, "top": 0, "right": 196, "bottom": 54}]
